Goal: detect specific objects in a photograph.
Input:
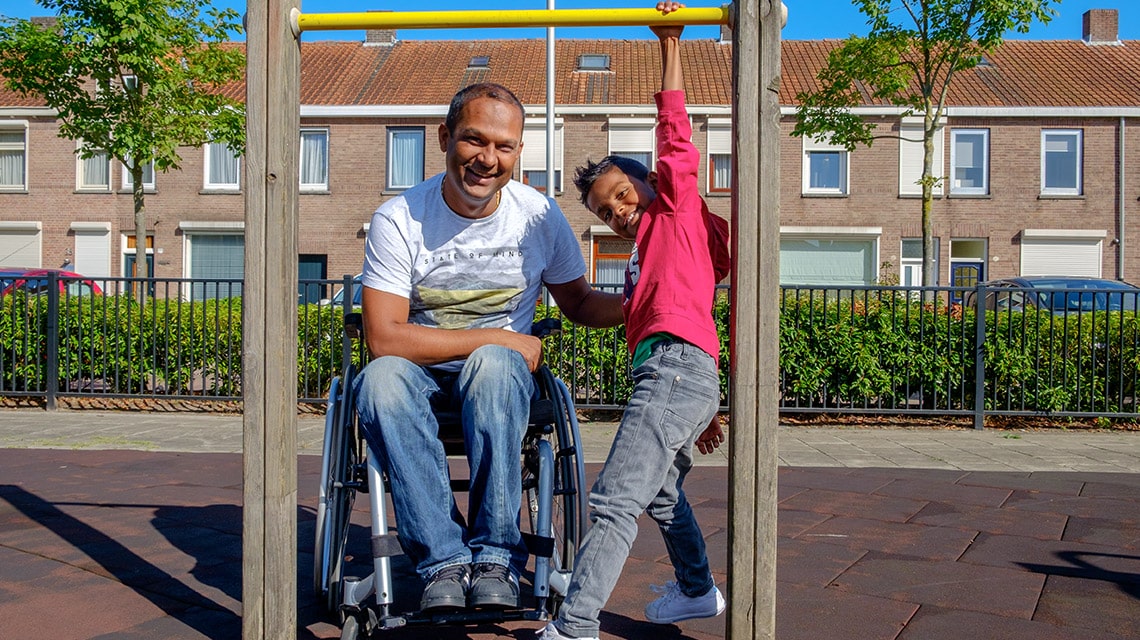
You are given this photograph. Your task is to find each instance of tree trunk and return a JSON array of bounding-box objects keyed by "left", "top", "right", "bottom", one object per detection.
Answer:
[
  {"left": 132, "top": 164, "right": 148, "bottom": 306},
  {"left": 921, "top": 112, "right": 936, "bottom": 288}
]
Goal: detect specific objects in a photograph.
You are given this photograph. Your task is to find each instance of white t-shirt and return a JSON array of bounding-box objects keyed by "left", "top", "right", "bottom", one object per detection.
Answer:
[{"left": 362, "top": 174, "right": 585, "bottom": 370}]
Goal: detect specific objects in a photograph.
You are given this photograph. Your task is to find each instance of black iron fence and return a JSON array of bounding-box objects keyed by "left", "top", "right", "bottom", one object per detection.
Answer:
[{"left": 2, "top": 273, "right": 1137, "bottom": 425}]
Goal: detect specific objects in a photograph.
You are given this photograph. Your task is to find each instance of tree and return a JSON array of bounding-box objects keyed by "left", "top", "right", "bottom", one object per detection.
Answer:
[
  {"left": 0, "top": 0, "right": 245, "bottom": 303},
  {"left": 793, "top": 0, "right": 1057, "bottom": 287}
]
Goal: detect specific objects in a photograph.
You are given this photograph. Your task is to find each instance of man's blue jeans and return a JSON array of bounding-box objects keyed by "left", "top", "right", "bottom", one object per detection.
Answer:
[
  {"left": 555, "top": 339, "right": 721, "bottom": 637},
  {"left": 353, "top": 344, "right": 536, "bottom": 580}
]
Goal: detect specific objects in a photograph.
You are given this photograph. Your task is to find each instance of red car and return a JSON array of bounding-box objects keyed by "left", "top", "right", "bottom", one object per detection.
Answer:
[{"left": 0, "top": 268, "right": 103, "bottom": 298}]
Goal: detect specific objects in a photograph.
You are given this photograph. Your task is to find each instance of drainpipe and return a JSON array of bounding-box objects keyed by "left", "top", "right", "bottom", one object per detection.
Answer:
[{"left": 1119, "top": 116, "right": 1126, "bottom": 280}]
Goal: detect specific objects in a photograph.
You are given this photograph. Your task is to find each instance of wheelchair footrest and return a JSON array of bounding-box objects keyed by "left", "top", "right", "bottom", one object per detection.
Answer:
[
  {"left": 520, "top": 532, "right": 555, "bottom": 559},
  {"left": 371, "top": 533, "right": 403, "bottom": 559}
]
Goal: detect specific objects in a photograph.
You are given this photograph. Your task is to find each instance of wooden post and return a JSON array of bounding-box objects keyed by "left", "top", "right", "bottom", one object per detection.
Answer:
[
  {"left": 728, "top": 1, "right": 781, "bottom": 638},
  {"left": 242, "top": 1, "right": 300, "bottom": 639}
]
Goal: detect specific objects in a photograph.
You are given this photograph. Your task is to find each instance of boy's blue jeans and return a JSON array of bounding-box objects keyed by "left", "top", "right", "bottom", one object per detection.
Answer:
[
  {"left": 556, "top": 339, "right": 721, "bottom": 637},
  {"left": 352, "top": 345, "right": 535, "bottom": 580}
]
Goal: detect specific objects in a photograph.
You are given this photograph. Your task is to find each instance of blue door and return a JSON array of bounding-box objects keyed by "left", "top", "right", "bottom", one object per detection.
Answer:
[
  {"left": 950, "top": 262, "right": 983, "bottom": 304},
  {"left": 298, "top": 254, "right": 327, "bottom": 305}
]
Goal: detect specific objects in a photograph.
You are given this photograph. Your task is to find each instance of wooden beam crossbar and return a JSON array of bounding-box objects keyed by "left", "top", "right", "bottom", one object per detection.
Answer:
[{"left": 293, "top": 6, "right": 731, "bottom": 33}]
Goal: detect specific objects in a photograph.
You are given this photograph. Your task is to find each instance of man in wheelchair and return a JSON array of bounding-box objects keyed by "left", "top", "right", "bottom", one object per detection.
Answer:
[{"left": 354, "top": 81, "right": 622, "bottom": 614}]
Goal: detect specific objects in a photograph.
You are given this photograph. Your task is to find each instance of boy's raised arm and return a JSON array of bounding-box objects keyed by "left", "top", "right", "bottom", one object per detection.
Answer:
[{"left": 651, "top": 2, "right": 685, "bottom": 92}]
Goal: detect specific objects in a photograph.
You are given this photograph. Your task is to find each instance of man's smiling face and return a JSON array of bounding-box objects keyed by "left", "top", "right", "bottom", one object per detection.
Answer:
[{"left": 438, "top": 96, "right": 523, "bottom": 218}]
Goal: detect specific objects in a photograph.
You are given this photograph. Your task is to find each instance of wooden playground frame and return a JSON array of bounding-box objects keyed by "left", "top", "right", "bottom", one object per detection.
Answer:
[{"left": 241, "top": 1, "right": 782, "bottom": 637}]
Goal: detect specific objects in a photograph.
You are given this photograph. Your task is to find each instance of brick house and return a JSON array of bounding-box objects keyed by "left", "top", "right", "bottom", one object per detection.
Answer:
[{"left": 0, "top": 8, "right": 1136, "bottom": 300}]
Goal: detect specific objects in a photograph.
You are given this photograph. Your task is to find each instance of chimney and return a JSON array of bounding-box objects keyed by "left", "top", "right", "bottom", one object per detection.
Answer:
[
  {"left": 1082, "top": 9, "right": 1119, "bottom": 45},
  {"left": 364, "top": 10, "right": 397, "bottom": 46},
  {"left": 365, "top": 29, "right": 397, "bottom": 46}
]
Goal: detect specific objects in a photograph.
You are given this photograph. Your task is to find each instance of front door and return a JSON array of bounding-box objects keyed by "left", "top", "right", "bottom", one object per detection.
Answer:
[{"left": 950, "top": 261, "right": 983, "bottom": 304}]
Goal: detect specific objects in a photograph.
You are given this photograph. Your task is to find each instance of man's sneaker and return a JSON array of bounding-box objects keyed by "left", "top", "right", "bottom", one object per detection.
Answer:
[
  {"left": 419, "top": 563, "right": 470, "bottom": 612},
  {"left": 468, "top": 562, "right": 520, "bottom": 609},
  {"left": 534, "top": 623, "right": 599, "bottom": 640},
  {"left": 644, "top": 581, "right": 726, "bottom": 624}
]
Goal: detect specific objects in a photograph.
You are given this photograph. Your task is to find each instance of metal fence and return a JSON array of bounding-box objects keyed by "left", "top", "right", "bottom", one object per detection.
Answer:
[{"left": 2, "top": 273, "right": 1137, "bottom": 425}]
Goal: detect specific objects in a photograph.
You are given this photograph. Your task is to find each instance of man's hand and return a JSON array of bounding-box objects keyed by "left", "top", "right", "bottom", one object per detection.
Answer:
[
  {"left": 695, "top": 415, "right": 725, "bottom": 455},
  {"left": 496, "top": 330, "right": 544, "bottom": 372}
]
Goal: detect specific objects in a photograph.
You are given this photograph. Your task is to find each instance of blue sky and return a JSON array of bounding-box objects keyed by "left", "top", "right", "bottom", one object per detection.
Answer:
[{"left": 1, "top": 0, "right": 1135, "bottom": 42}]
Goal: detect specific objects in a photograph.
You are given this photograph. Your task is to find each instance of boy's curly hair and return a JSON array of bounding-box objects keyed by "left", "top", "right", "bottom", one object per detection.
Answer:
[{"left": 573, "top": 155, "right": 651, "bottom": 207}]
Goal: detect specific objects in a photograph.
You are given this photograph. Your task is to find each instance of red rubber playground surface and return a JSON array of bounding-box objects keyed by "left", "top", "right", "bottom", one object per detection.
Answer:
[{"left": 1, "top": 439, "right": 1139, "bottom": 638}]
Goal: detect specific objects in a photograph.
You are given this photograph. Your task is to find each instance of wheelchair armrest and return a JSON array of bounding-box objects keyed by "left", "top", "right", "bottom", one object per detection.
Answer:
[
  {"left": 344, "top": 312, "right": 363, "bottom": 339},
  {"left": 531, "top": 317, "right": 562, "bottom": 339}
]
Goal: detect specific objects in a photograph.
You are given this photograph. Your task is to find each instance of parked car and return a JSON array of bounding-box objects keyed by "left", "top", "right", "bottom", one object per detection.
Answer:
[
  {"left": 0, "top": 266, "right": 33, "bottom": 291},
  {"left": 320, "top": 274, "right": 362, "bottom": 309},
  {"left": 1, "top": 269, "right": 104, "bottom": 298},
  {"left": 966, "top": 276, "right": 1139, "bottom": 313}
]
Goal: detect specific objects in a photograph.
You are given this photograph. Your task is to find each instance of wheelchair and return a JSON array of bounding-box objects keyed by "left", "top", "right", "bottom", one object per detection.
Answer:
[{"left": 313, "top": 313, "right": 587, "bottom": 638}]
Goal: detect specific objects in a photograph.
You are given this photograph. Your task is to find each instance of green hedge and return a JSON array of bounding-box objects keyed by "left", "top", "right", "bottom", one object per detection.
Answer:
[{"left": 2, "top": 290, "right": 1137, "bottom": 415}]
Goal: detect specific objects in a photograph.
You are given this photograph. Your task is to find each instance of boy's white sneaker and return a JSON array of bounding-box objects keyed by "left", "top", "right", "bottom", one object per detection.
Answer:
[
  {"left": 644, "top": 582, "right": 726, "bottom": 624},
  {"left": 535, "top": 623, "right": 598, "bottom": 640}
]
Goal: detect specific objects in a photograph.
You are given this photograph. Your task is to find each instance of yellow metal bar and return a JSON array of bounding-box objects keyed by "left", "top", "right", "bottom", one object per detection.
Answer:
[{"left": 295, "top": 6, "right": 730, "bottom": 32}]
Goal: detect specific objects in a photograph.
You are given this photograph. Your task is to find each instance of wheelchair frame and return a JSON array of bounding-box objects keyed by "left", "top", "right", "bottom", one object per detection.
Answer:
[{"left": 313, "top": 314, "right": 588, "bottom": 638}]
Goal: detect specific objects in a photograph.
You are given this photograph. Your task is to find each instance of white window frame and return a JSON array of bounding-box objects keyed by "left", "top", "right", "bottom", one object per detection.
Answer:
[
  {"left": 607, "top": 117, "right": 655, "bottom": 169},
  {"left": 949, "top": 128, "right": 989, "bottom": 196},
  {"left": 387, "top": 127, "right": 425, "bottom": 191},
  {"left": 707, "top": 117, "right": 732, "bottom": 193},
  {"left": 76, "top": 142, "right": 111, "bottom": 192},
  {"left": 300, "top": 128, "right": 329, "bottom": 192},
  {"left": 0, "top": 121, "right": 28, "bottom": 192},
  {"left": 203, "top": 141, "right": 241, "bottom": 191},
  {"left": 1040, "top": 129, "right": 1082, "bottom": 196},
  {"left": 121, "top": 158, "right": 156, "bottom": 192},
  {"left": 520, "top": 118, "right": 564, "bottom": 193},
  {"left": 802, "top": 136, "right": 849, "bottom": 195},
  {"left": 900, "top": 237, "right": 941, "bottom": 286},
  {"left": 898, "top": 118, "right": 943, "bottom": 197}
]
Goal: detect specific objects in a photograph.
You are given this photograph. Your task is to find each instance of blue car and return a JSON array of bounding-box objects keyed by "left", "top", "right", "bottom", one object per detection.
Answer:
[{"left": 969, "top": 276, "right": 1139, "bottom": 313}]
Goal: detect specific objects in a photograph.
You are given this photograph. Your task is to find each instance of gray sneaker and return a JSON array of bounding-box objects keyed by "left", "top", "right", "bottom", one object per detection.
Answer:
[
  {"left": 420, "top": 563, "right": 470, "bottom": 612},
  {"left": 468, "top": 562, "right": 519, "bottom": 609}
]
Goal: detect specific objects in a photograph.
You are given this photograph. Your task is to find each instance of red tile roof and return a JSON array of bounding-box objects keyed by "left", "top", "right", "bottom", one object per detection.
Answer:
[{"left": 3, "top": 37, "right": 1138, "bottom": 109}]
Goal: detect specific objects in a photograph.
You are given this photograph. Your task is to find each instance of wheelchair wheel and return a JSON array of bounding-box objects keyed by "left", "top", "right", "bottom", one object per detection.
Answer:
[
  {"left": 313, "top": 371, "right": 362, "bottom": 617},
  {"left": 524, "top": 368, "right": 587, "bottom": 613}
]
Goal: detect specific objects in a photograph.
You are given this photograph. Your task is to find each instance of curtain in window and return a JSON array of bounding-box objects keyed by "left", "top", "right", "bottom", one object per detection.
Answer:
[
  {"left": 594, "top": 257, "right": 628, "bottom": 287},
  {"left": 83, "top": 152, "right": 109, "bottom": 187},
  {"left": 300, "top": 131, "right": 328, "bottom": 188},
  {"left": 712, "top": 154, "right": 732, "bottom": 189},
  {"left": 209, "top": 142, "right": 240, "bottom": 186},
  {"left": 0, "top": 131, "right": 24, "bottom": 187},
  {"left": 389, "top": 130, "right": 423, "bottom": 189},
  {"left": 189, "top": 234, "right": 244, "bottom": 299}
]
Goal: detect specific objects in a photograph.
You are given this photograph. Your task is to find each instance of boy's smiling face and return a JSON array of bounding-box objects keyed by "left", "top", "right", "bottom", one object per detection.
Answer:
[{"left": 585, "top": 166, "right": 658, "bottom": 240}]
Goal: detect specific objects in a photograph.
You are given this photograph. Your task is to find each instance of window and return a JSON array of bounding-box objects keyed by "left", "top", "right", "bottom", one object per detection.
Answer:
[
  {"left": 1041, "top": 129, "right": 1082, "bottom": 196},
  {"left": 0, "top": 124, "right": 27, "bottom": 191},
  {"left": 802, "top": 136, "right": 848, "bottom": 195},
  {"left": 181, "top": 222, "right": 245, "bottom": 299},
  {"left": 204, "top": 141, "right": 240, "bottom": 190},
  {"left": 77, "top": 143, "right": 111, "bottom": 191},
  {"left": 950, "top": 129, "right": 989, "bottom": 195},
  {"left": 0, "top": 221, "right": 41, "bottom": 266},
  {"left": 300, "top": 129, "right": 329, "bottom": 192},
  {"left": 577, "top": 54, "right": 610, "bottom": 71},
  {"left": 468, "top": 56, "right": 490, "bottom": 69},
  {"left": 387, "top": 127, "right": 424, "bottom": 190},
  {"left": 900, "top": 237, "right": 940, "bottom": 286},
  {"left": 121, "top": 158, "right": 156, "bottom": 191},
  {"left": 707, "top": 118, "right": 732, "bottom": 193},
  {"left": 608, "top": 118, "right": 655, "bottom": 170},
  {"left": 898, "top": 120, "right": 943, "bottom": 196},
  {"left": 590, "top": 228, "right": 633, "bottom": 289},
  {"left": 779, "top": 227, "right": 880, "bottom": 285},
  {"left": 521, "top": 119, "right": 563, "bottom": 193}
]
